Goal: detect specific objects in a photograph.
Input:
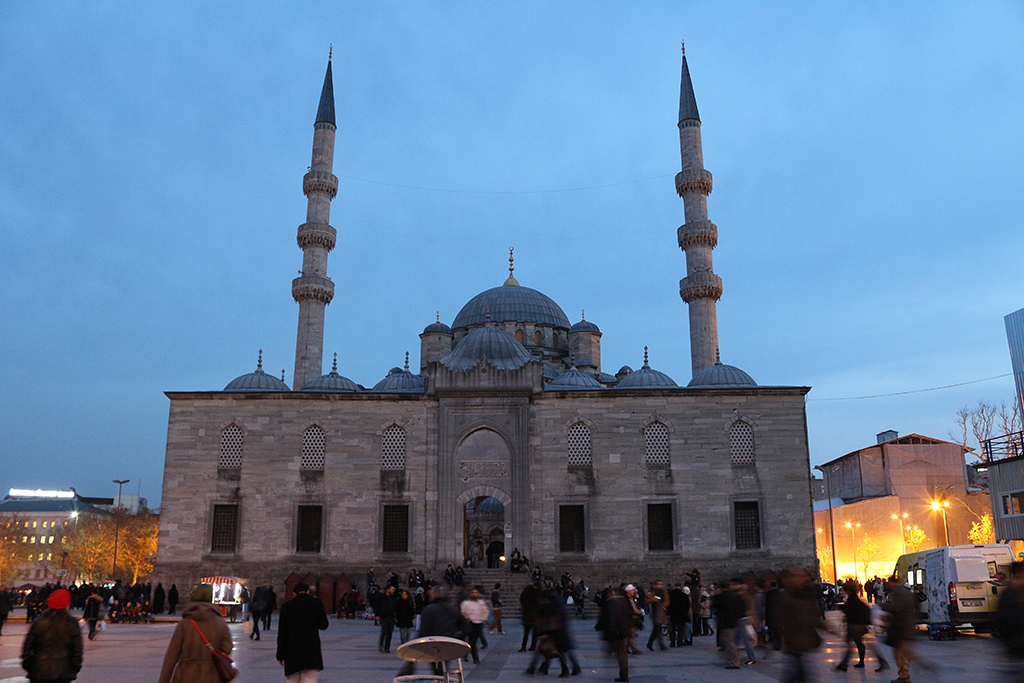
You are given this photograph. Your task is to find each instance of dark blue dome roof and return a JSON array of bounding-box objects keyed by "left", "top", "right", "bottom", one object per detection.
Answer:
[
  {"left": 301, "top": 368, "right": 359, "bottom": 392},
  {"left": 474, "top": 497, "right": 505, "bottom": 515},
  {"left": 615, "top": 350, "right": 676, "bottom": 389},
  {"left": 423, "top": 320, "right": 452, "bottom": 334},
  {"left": 687, "top": 360, "right": 757, "bottom": 388},
  {"left": 372, "top": 369, "right": 426, "bottom": 392},
  {"left": 453, "top": 284, "right": 570, "bottom": 329},
  {"left": 440, "top": 325, "right": 533, "bottom": 372},
  {"left": 570, "top": 319, "right": 600, "bottom": 333},
  {"left": 224, "top": 352, "right": 290, "bottom": 392},
  {"left": 548, "top": 366, "right": 602, "bottom": 390}
]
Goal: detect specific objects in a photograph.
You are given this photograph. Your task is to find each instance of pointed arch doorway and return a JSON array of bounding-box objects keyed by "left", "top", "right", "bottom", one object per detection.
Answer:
[{"left": 457, "top": 486, "right": 511, "bottom": 569}]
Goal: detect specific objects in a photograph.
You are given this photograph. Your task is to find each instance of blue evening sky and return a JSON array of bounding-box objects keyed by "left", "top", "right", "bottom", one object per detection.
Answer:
[{"left": 2, "top": 2, "right": 1022, "bottom": 506}]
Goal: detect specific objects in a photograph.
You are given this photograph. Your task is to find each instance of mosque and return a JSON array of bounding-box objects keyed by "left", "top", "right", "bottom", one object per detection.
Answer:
[{"left": 154, "top": 50, "right": 816, "bottom": 589}]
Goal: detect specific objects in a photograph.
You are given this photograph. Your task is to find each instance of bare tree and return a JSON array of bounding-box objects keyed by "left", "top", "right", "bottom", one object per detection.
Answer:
[{"left": 951, "top": 400, "right": 1021, "bottom": 463}]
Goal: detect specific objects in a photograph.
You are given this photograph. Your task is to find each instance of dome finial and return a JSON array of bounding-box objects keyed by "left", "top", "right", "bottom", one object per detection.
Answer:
[
  {"left": 404, "top": 351, "right": 410, "bottom": 372},
  {"left": 332, "top": 352, "right": 338, "bottom": 373},
  {"left": 581, "top": 309, "right": 585, "bottom": 321},
  {"left": 681, "top": 40, "right": 685, "bottom": 55},
  {"left": 257, "top": 349, "right": 264, "bottom": 371},
  {"left": 504, "top": 246, "right": 520, "bottom": 286},
  {"left": 281, "top": 369, "right": 286, "bottom": 381},
  {"left": 436, "top": 311, "right": 440, "bottom": 323},
  {"left": 643, "top": 345, "right": 650, "bottom": 368},
  {"left": 329, "top": 44, "right": 332, "bottom": 60},
  {"left": 715, "top": 347, "right": 721, "bottom": 364}
]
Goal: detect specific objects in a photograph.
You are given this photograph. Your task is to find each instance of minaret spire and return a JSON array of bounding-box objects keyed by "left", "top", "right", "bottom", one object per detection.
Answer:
[
  {"left": 675, "top": 46, "right": 722, "bottom": 378},
  {"left": 292, "top": 54, "right": 339, "bottom": 389}
]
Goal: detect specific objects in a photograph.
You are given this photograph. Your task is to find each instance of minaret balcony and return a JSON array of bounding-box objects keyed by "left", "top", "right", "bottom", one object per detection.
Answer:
[
  {"left": 675, "top": 168, "right": 713, "bottom": 197},
  {"left": 292, "top": 275, "right": 335, "bottom": 304},
  {"left": 677, "top": 220, "right": 718, "bottom": 250},
  {"left": 296, "top": 222, "right": 337, "bottom": 251},
  {"left": 679, "top": 272, "right": 723, "bottom": 303},
  {"left": 303, "top": 171, "right": 339, "bottom": 199}
]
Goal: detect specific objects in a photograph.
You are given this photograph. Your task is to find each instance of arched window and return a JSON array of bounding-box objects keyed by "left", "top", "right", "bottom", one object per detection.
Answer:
[
  {"left": 729, "top": 421, "right": 755, "bottom": 465},
  {"left": 515, "top": 329, "right": 525, "bottom": 343},
  {"left": 381, "top": 425, "right": 407, "bottom": 470},
  {"left": 534, "top": 330, "right": 543, "bottom": 346},
  {"left": 301, "top": 425, "right": 326, "bottom": 470},
  {"left": 645, "top": 422, "right": 670, "bottom": 466},
  {"left": 566, "top": 422, "right": 593, "bottom": 467},
  {"left": 220, "top": 425, "right": 243, "bottom": 469}
]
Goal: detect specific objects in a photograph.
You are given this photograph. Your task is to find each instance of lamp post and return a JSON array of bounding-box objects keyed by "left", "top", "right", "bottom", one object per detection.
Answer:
[
  {"left": 111, "top": 479, "right": 130, "bottom": 579},
  {"left": 845, "top": 522, "right": 861, "bottom": 581},
  {"left": 814, "top": 465, "right": 840, "bottom": 584},
  {"left": 932, "top": 500, "right": 950, "bottom": 546},
  {"left": 892, "top": 512, "right": 909, "bottom": 555}
]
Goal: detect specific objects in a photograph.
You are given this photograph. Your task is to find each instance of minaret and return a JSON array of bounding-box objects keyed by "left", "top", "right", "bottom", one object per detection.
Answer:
[
  {"left": 292, "top": 53, "right": 338, "bottom": 389},
  {"left": 675, "top": 44, "right": 722, "bottom": 378}
]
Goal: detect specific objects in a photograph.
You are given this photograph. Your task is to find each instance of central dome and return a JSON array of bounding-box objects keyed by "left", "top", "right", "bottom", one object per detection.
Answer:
[{"left": 452, "top": 284, "right": 570, "bottom": 329}]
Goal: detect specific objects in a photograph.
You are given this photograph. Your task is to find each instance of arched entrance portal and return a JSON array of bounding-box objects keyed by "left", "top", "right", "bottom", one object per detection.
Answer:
[{"left": 464, "top": 496, "right": 505, "bottom": 568}]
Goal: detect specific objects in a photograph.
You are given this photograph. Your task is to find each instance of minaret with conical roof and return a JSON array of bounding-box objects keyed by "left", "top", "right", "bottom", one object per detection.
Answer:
[
  {"left": 675, "top": 44, "right": 723, "bottom": 378},
  {"left": 292, "top": 53, "right": 338, "bottom": 390}
]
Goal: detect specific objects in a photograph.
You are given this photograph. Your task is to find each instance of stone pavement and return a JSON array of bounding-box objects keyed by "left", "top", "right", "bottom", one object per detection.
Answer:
[{"left": 0, "top": 611, "right": 1011, "bottom": 683}]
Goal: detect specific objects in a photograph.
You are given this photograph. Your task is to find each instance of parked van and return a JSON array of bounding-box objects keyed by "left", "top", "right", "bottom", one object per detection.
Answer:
[{"left": 892, "top": 544, "right": 1014, "bottom": 630}]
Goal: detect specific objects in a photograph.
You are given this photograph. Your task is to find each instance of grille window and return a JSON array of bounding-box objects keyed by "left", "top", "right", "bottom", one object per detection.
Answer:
[
  {"left": 567, "top": 422, "right": 593, "bottom": 466},
  {"left": 382, "top": 505, "right": 409, "bottom": 552},
  {"left": 296, "top": 505, "right": 323, "bottom": 552},
  {"left": 211, "top": 504, "right": 239, "bottom": 553},
  {"left": 734, "top": 501, "right": 762, "bottom": 549},
  {"left": 729, "top": 422, "right": 755, "bottom": 465},
  {"left": 647, "top": 503, "right": 674, "bottom": 551},
  {"left": 381, "top": 426, "right": 406, "bottom": 470},
  {"left": 559, "top": 505, "right": 585, "bottom": 552},
  {"left": 301, "top": 426, "right": 326, "bottom": 471},
  {"left": 220, "top": 425, "right": 243, "bottom": 469},
  {"left": 645, "top": 422, "right": 670, "bottom": 466}
]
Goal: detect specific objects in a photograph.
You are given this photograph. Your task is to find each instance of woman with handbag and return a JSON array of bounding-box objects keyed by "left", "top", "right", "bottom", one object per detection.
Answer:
[
  {"left": 158, "top": 585, "right": 235, "bottom": 683},
  {"left": 21, "top": 588, "right": 82, "bottom": 683}
]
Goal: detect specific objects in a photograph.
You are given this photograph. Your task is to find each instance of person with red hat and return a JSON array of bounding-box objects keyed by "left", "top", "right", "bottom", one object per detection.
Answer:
[{"left": 21, "top": 588, "right": 83, "bottom": 683}]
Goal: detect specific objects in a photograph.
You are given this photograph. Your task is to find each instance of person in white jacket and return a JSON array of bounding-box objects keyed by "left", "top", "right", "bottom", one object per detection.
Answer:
[{"left": 460, "top": 588, "right": 491, "bottom": 664}]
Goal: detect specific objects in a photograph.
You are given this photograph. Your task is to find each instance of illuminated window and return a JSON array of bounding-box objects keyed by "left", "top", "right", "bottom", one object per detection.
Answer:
[
  {"left": 645, "top": 422, "right": 670, "bottom": 466},
  {"left": 22, "top": 536, "right": 27, "bottom": 543},
  {"left": 220, "top": 424, "right": 244, "bottom": 469},
  {"left": 30, "top": 536, "right": 36, "bottom": 543},
  {"left": 48, "top": 536, "right": 54, "bottom": 544},
  {"left": 729, "top": 422, "right": 755, "bottom": 465},
  {"left": 1002, "top": 492, "right": 1024, "bottom": 516},
  {"left": 32, "top": 521, "right": 37, "bottom": 528},
  {"left": 301, "top": 425, "right": 326, "bottom": 471},
  {"left": 567, "top": 422, "right": 593, "bottom": 466},
  {"left": 381, "top": 426, "right": 406, "bottom": 470},
  {"left": 47, "top": 553, "right": 52, "bottom": 560}
]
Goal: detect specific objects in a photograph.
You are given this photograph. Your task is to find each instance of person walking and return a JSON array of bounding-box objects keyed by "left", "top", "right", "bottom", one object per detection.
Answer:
[
  {"left": 396, "top": 589, "right": 415, "bottom": 645},
  {"left": 600, "top": 587, "right": 635, "bottom": 683},
  {"left": 157, "top": 585, "right": 232, "bottom": 683},
  {"left": 264, "top": 585, "right": 277, "bottom": 630},
  {"left": 520, "top": 580, "right": 541, "bottom": 652},
  {"left": 0, "top": 588, "right": 12, "bottom": 636},
  {"left": 397, "top": 586, "right": 467, "bottom": 678},
  {"left": 997, "top": 560, "right": 1024, "bottom": 683},
  {"left": 698, "top": 587, "right": 713, "bottom": 636},
  {"left": 713, "top": 579, "right": 748, "bottom": 669},
  {"left": 835, "top": 581, "right": 888, "bottom": 672},
  {"left": 167, "top": 584, "right": 179, "bottom": 615},
  {"left": 249, "top": 586, "right": 267, "bottom": 641},
  {"left": 461, "top": 588, "right": 491, "bottom": 664},
  {"left": 21, "top": 589, "right": 82, "bottom": 683},
  {"left": 376, "top": 585, "right": 398, "bottom": 654},
  {"left": 82, "top": 588, "right": 104, "bottom": 641},
  {"left": 882, "top": 575, "right": 918, "bottom": 683},
  {"left": 277, "top": 582, "right": 329, "bottom": 683},
  {"left": 489, "top": 583, "right": 504, "bottom": 634},
  {"left": 526, "top": 589, "right": 569, "bottom": 677},
  {"left": 777, "top": 569, "right": 827, "bottom": 683},
  {"left": 645, "top": 581, "right": 669, "bottom": 651}
]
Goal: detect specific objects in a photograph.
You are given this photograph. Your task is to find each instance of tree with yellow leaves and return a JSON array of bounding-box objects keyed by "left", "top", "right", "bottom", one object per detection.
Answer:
[
  {"left": 968, "top": 514, "right": 996, "bottom": 544},
  {"left": 905, "top": 527, "right": 931, "bottom": 553}
]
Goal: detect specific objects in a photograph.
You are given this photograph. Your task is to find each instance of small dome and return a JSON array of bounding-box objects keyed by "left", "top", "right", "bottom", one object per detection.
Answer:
[
  {"left": 687, "top": 359, "right": 757, "bottom": 388},
  {"left": 616, "top": 348, "right": 677, "bottom": 389},
  {"left": 597, "top": 372, "right": 618, "bottom": 384},
  {"left": 386, "top": 367, "right": 404, "bottom": 377},
  {"left": 224, "top": 351, "right": 291, "bottom": 392},
  {"left": 473, "top": 497, "right": 505, "bottom": 515},
  {"left": 301, "top": 354, "right": 359, "bottom": 392},
  {"left": 453, "top": 284, "right": 570, "bottom": 329},
  {"left": 440, "top": 325, "right": 533, "bottom": 372},
  {"left": 570, "top": 318, "right": 600, "bottom": 333},
  {"left": 617, "top": 365, "right": 633, "bottom": 376},
  {"left": 423, "top": 313, "right": 452, "bottom": 335},
  {"left": 372, "top": 370, "right": 426, "bottom": 392},
  {"left": 548, "top": 365, "right": 602, "bottom": 390}
]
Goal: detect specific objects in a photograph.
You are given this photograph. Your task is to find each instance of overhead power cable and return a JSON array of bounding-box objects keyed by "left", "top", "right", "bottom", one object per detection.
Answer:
[
  {"left": 335, "top": 173, "right": 675, "bottom": 194},
  {"left": 808, "top": 373, "right": 1012, "bottom": 402}
]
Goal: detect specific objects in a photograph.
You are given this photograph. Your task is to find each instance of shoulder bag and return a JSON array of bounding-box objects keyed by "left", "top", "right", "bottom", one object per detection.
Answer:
[{"left": 189, "top": 619, "right": 237, "bottom": 682}]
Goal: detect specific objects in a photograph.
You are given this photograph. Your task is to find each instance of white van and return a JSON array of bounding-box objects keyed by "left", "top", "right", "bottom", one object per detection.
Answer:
[{"left": 892, "top": 544, "right": 1014, "bottom": 630}]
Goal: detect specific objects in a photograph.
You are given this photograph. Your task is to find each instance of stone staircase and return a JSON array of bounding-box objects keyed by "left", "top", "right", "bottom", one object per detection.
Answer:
[{"left": 458, "top": 568, "right": 535, "bottom": 622}]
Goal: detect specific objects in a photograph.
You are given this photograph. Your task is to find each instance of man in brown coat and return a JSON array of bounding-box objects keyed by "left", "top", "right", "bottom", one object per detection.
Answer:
[
  {"left": 777, "top": 569, "right": 827, "bottom": 683},
  {"left": 158, "top": 585, "right": 233, "bottom": 683}
]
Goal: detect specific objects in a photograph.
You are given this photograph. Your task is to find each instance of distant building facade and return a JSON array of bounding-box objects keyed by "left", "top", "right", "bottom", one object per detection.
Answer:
[{"left": 154, "top": 51, "right": 816, "bottom": 593}]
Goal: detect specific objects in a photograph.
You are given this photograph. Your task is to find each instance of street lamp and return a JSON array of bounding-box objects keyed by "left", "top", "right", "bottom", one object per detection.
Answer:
[
  {"left": 845, "top": 522, "right": 861, "bottom": 581},
  {"left": 814, "top": 465, "right": 840, "bottom": 584},
  {"left": 111, "top": 479, "right": 130, "bottom": 579},
  {"left": 931, "top": 500, "right": 950, "bottom": 546},
  {"left": 892, "top": 512, "right": 909, "bottom": 554}
]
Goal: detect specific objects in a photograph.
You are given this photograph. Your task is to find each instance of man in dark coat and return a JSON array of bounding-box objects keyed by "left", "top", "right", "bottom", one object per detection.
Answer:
[
  {"left": 397, "top": 586, "right": 467, "bottom": 678},
  {"left": 997, "top": 560, "right": 1024, "bottom": 683},
  {"left": 777, "top": 569, "right": 827, "bottom": 683},
  {"left": 666, "top": 583, "right": 690, "bottom": 647},
  {"left": 376, "top": 585, "right": 398, "bottom": 653},
  {"left": 713, "top": 579, "right": 748, "bottom": 669},
  {"left": 600, "top": 587, "right": 635, "bottom": 683},
  {"left": 277, "top": 582, "right": 329, "bottom": 681},
  {"left": 882, "top": 575, "right": 918, "bottom": 683},
  {"left": 520, "top": 580, "right": 542, "bottom": 652},
  {"left": 264, "top": 585, "right": 277, "bottom": 630}
]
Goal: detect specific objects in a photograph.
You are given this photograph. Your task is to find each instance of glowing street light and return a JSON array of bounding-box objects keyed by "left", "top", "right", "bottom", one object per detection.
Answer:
[
  {"left": 931, "top": 500, "right": 950, "bottom": 546},
  {"left": 111, "top": 479, "right": 130, "bottom": 579},
  {"left": 892, "top": 512, "right": 909, "bottom": 554},
  {"left": 845, "top": 522, "right": 861, "bottom": 581}
]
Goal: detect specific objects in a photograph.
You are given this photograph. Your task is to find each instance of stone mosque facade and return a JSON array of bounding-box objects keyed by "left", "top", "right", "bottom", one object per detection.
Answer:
[{"left": 154, "top": 51, "right": 816, "bottom": 589}]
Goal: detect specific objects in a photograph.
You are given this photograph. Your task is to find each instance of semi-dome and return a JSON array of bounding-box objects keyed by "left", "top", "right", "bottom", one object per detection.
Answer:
[
  {"left": 687, "top": 357, "right": 757, "bottom": 388},
  {"left": 301, "top": 354, "right": 359, "bottom": 392},
  {"left": 616, "top": 348, "right": 677, "bottom": 389},
  {"left": 224, "top": 351, "right": 291, "bottom": 392},
  {"left": 548, "top": 364, "right": 602, "bottom": 390},
  {"left": 439, "top": 325, "right": 533, "bottom": 372},
  {"left": 453, "top": 284, "right": 570, "bottom": 329},
  {"left": 473, "top": 497, "right": 505, "bottom": 515}
]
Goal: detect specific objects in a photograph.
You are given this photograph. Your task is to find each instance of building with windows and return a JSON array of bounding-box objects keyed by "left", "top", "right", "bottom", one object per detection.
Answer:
[{"left": 154, "top": 50, "right": 815, "bottom": 591}]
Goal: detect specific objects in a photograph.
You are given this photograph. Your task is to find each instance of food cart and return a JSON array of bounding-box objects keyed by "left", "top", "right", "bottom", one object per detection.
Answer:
[{"left": 201, "top": 575, "right": 246, "bottom": 622}]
